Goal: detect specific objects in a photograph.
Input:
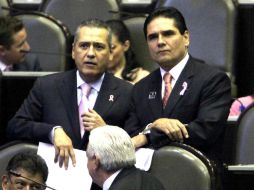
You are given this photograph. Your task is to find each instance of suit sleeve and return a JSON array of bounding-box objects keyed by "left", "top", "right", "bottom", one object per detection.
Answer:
[
  {"left": 7, "top": 78, "right": 54, "bottom": 143},
  {"left": 149, "top": 71, "right": 232, "bottom": 151}
]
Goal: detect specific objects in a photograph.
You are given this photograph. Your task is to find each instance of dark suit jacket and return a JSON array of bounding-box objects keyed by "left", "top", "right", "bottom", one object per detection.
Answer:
[
  {"left": 7, "top": 70, "right": 132, "bottom": 149},
  {"left": 109, "top": 167, "right": 165, "bottom": 190},
  {"left": 124, "top": 56, "right": 232, "bottom": 161},
  {"left": 13, "top": 54, "right": 42, "bottom": 71}
]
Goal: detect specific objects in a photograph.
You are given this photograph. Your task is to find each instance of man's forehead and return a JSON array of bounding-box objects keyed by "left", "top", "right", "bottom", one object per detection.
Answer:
[
  {"left": 77, "top": 27, "right": 108, "bottom": 43},
  {"left": 147, "top": 18, "right": 178, "bottom": 35}
]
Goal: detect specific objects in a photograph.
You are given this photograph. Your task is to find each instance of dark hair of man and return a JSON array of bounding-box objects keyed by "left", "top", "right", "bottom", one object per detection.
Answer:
[
  {"left": 143, "top": 7, "right": 188, "bottom": 39},
  {"left": 0, "top": 16, "right": 24, "bottom": 49},
  {"left": 6, "top": 151, "right": 48, "bottom": 182},
  {"left": 74, "top": 18, "right": 112, "bottom": 49},
  {"left": 107, "top": 19, "right": 142, "bottom": 81}
]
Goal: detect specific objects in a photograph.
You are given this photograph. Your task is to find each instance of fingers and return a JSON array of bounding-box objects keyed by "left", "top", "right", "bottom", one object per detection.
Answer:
[
  {"left": 81, "top": 109, "right": 106, "bottom": 130},
  {"left": 69, "top": 148, "right": 76, "bottom": 167},
  {"left": 55, "top": 146, "right": 76, "bottom": 170},
  {"left": 151, "top": 119, "right": 189, "bottom": 142},
  {"left": 179, "top": 124, "right": 189, "bottom": 138},
  {"left": 53, "top": 128, "right": 76, "bottom": 169}
]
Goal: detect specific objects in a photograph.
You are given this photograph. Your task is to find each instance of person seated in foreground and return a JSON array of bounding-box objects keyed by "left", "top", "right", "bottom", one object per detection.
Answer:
[
  {"left": 2, "top": 151, "right": 49, "bottom": 190},
  {"left": 86, "top": 125, "right": 165, "bottom": 190}
]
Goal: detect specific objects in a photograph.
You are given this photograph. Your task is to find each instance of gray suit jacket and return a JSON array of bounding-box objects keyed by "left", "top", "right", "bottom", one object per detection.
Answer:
[
  {"left": 7, "top": 70, "right": 132, "bottom": 149},
  {"left": 109, "top": 167, "right": 165, "bottom": 190}
]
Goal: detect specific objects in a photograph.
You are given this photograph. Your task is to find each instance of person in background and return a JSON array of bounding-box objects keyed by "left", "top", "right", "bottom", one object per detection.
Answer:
[
  {"left": 0, "top": 16, "right": 41, "bottom": 72},
  {"left": 2, "top": 151, "right": 49, "bottom": 190},
  {"left": 229, "top": 95, "right": 254, "bottom": 116},
  {"left": 106, "top": 19, "right": 149, "bottom": 84},
  {"left": 7, "top": 19, "right": 132, "bottom": 174},
  {"left": 86, "top": 125, "right": 165, "bottom": 190}
]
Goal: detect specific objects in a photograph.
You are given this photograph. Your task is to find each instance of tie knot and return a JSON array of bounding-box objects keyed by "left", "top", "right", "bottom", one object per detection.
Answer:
[
  {"left": 80, "top": 83, "right": 91, "bottom": 98},
  {"left": 163, "top": 72, "right": 172, "bottom": 84}
]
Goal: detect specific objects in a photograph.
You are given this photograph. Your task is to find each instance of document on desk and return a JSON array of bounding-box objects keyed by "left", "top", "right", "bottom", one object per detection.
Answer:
[{"left": 37, "top": 142, "right": 92, "bottom": 190}]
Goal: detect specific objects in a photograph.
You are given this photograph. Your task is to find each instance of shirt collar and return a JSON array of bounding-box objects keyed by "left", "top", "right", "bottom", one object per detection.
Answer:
[
  {"left": 160, "top": 53, "right": 189, "bottom": 81},
  {"left": 0, "top": 60, "right": 8, "bottom": 72},
  {"left": 103, "top": 170, "right": 121, "bottom": 190},
  {"left": 76, "top": 70, "right": 105, "bottom": 92}
]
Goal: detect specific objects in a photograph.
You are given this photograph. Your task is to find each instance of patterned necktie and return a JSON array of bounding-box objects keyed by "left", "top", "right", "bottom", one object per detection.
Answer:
[
  {"left": 162, "top": 72, "right": 172, "bottom": 109},
  {"left": 79, "top": 83, "right": 91, "bottom": 137}
]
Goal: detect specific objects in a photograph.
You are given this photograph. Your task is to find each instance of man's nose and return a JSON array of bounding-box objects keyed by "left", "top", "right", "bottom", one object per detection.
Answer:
[
  {"left": 23, "top": 41, "right": 31, "bottom": 51},
  {"left": 157, "top": 34, "right": 166, "bottom": 46},
  {"left": 87, "top": 46, "right": 95, "bottom": 58}
]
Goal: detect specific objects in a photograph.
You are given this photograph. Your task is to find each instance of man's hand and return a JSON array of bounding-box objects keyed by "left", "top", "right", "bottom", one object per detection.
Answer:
[
  {"left": 53, "top": 128, "right": 76, "bottom": 169},
  {"left": 150, "top": 118, "right": 189, "bottom": 142},
  {"left": 81, "top": 109, "right": 106, "bottom": 131}
]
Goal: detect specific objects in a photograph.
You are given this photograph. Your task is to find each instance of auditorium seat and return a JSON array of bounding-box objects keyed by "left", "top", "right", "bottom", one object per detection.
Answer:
[
  {"left": 13, "top": 11, "right": 73, "bottom": 71},
  {"left": 0, "top": 0, "right": 10, "bottom": 16},
  {"left": 123, "top": 16, "right": 157, "bottom": 72},
  {"left": 149, "top": 142, "right": 216, "bottom": 190},
  {"left": 233, "top": 103, "right": 254, "bottom": 164},
  {"left": 40, "top": 0, "right": 120, "bottom": 34}
]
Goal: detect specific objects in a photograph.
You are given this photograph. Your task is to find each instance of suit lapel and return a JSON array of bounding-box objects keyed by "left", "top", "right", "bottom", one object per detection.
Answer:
[
  {"left": 94, "top": 73, "right": 119, "bottom": 117},
  {"left": 58, "top": 70, "right": 81, "bottom": 141},
  {"left": 163, "top": 58, "right": 194, "bottom": 116},
  {"left": 148, "top": 70, "right": 164, "bottom": 118}
]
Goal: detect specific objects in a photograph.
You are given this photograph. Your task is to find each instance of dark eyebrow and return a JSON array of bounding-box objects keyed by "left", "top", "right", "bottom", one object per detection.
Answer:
[{"left": 147, "top": 33, "right": 158, "bottom": 41}]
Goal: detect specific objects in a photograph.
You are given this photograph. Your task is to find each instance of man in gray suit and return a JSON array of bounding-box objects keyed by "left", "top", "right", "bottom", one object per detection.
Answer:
[
  {"left": 7, "top": 19, "right": 132, "bottom": 171},
  {"left": 0, "top": 16, "right": 41, "bottom": 72},
  {"left": 87, "top": 125, "right": 165, "bottom": 190}
]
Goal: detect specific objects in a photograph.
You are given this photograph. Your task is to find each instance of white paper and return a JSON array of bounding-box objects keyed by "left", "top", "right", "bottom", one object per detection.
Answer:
[
  {"left": 135, "top": 148, "right": 154, "bottom": 171},
  {"left": 37, "top": 142, "right": 92, "bottom": 190}
]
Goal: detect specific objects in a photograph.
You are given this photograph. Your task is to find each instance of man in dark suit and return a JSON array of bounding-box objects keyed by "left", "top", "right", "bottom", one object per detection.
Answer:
[
  {"left": 0, "top": 16, "right": 41, "bottom": 72},
  {"left": 124, "top": 7, "right": 231, "bottom": 162},
  {"left": 7, "top": 19, "right": 132, "bottom": 169},
  {"left": 86, "top": 125, "right": 165, "bottom": 190}
]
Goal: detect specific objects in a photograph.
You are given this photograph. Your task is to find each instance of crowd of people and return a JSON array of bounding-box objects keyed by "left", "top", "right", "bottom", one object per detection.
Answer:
[{"left": 0, "top": 5, "right": 246, "bottom": 190}]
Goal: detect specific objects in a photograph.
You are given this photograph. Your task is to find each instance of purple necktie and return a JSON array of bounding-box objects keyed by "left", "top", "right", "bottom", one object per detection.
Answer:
[{"left": 79, "top": 83, "right": 91, "bottom": 137}]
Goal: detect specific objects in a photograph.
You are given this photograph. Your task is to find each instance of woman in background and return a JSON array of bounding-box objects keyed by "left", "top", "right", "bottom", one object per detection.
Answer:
[{"left": 106, "top": 19, "right": 149, "bottom": 84}]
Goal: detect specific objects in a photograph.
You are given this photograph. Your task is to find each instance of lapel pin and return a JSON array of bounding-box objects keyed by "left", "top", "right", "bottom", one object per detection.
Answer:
[
  {"left": 148, "top": 91, "right": 156, "bottom": 99},
  {"left": 179, "top": 81, "right": 188, "bottom": 96},
  {"left": 109, "top": 95, "right": 114, "bottom": 102}
]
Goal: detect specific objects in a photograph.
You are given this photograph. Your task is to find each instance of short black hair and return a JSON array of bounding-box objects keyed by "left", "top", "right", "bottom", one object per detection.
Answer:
[
  {"left": 143, "top": 7, "right": 188, "bottom": 39},
  {"left": 6, "top": 151, "right": 48, "bottom": 182},
  {"left": 0, "top": 16, "right": 24, "bottom": 49}
]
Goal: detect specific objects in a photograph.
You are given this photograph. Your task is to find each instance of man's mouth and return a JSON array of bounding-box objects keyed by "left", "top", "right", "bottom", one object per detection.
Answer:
[
  {"left": 157, "top": 49, "right": 170, "bottom": 54},
  {"left": 84, "top": 61, "right": 96, "bottom": 66}
]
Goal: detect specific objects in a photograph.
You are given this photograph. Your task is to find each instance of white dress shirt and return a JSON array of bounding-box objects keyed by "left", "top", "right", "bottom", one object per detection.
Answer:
[{"left": 103, "top": 170, "right": 121, "bottom": 190}]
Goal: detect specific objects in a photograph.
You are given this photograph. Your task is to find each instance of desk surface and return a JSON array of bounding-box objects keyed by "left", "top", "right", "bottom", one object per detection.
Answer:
[{"left": 228, "top": 165, "right": 254, "bottom": 171}]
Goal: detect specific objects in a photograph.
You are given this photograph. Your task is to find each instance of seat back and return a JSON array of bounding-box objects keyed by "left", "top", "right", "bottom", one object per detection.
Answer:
[
  {"left": 149, "top": 143, "right": 215, "bottom": 190},
  {"left": 0, "top": 141, "right": 38, "bottom": 190},
  {"left": 156, "top": 0, "right": 236, "bottom": 73},
  {"left": 40, "top": 0, "right": 120, "bottom": 34},
  {"left": 123, "top": 16, "right": 157, "bottom": 72},
  {"left": 13, "top": 11, "right": 72, "bottom": 71},
  {"left": 234, "top": 103, "right": 254, "bottom": 164},
  {"left": 0, "top": 0, "right": 10, "bottom": 16}
]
